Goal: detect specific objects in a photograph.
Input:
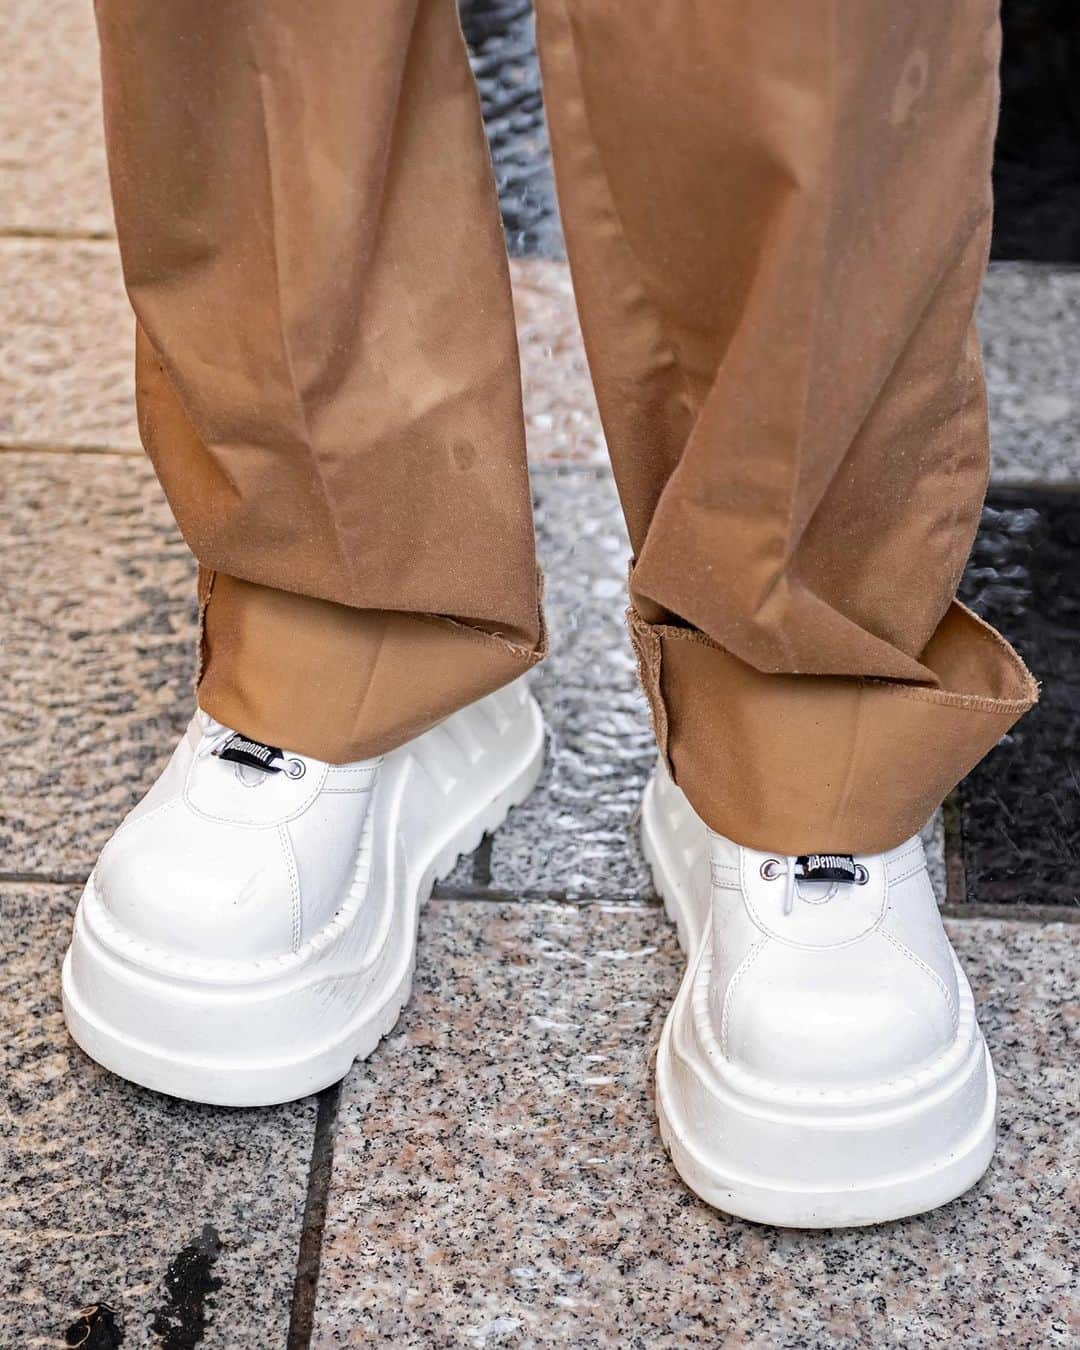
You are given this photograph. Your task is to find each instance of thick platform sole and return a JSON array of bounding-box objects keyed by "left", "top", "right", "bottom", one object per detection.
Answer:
[
  {"left": 62, "top": 681, "right": 544, "bottom": 1107},
  {"left": 641, "top": 767, "right": 997, "bottom": 1229}
]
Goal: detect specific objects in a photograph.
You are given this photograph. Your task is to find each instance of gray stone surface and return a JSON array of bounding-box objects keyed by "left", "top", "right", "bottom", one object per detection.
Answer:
[
  {"left": 0, "top": 452, "right": 196, "bottom": 877},
  {"left": 981, "top": 263, "right": 1080, "bottom": 484},
  {"left": 922, "top": 809, "right": 947, "bottom": 904},
  {"left": 0, "top": 247, "right": 597, "bottom": 465},
  {"left": 0, "top": 0, "right": 113, "bottom": 235},
  {"left": 519, "top": 260, "right": 1080, "bottom": 484},
  {"left": 514, "top": 259, "right": 605, "bottom": 465},
  {"left": 490, "top": 471, "right": 657, "bottom": 900},
  {"left": 313, "top": 902, "right": 1078, "bottom": 1347},
  {"left": 0, "top": 882, "right": 316, "bottom": 1347},
  {"left": 0, "top": 239, "right": 137, "bottom": 451},
  {"left": 513, "top": 259, "right": 1080, "bottom": 484}
]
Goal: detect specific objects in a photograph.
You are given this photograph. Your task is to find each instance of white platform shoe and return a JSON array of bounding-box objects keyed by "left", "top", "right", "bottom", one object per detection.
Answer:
[
  {"left": 642, "top": 760, "right": 996, "bottom": 1228},
  {"left": 62, "top": 678, "right": 544, "bottom": 1106}
]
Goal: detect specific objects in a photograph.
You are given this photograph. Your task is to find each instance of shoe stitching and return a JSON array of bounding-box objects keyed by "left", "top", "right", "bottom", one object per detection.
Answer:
[
  {"left": 879, "top": 926, "right": 958, "bottom": 1028},
  {"left": 103, "top": 794, "right": 182, "bottom": 848},
  {"left": 278, "top": 824, "right": 302, "bottom": 952},
  {"left": 631, "top": 614, "right": 1036, "bottom": 713},
  {"left": 885, "top": 841, "right": 924, "bottom": 873},
  {"left": 889, "top": 859, "right": 931, "bottom": 888},
  {"left": 182, "top": 760, "right": 331, "bottom": 828},
  {"left": 689, "top": 936, "right": 982, "bottom": 1104},
  {"left": 88, "top": 804, "right": 376, "bottom": 979},
  {"left": 719, "top": 935, "right": 769, "bottom": 1058},
  {"left": 325, "top": 764, "right": 380, "bottom": 783},
  {"left": 709, "top": 862, "right": 741, "bottom": 891}
]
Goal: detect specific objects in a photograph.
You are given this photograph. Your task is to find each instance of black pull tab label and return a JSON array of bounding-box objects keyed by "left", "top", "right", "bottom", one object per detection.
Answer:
[
  {"left": 214, "top": 733, "right": 284, "bottom": 773},
  {"left": 795, "top": 853, "right": 857, "bottom": 883}
]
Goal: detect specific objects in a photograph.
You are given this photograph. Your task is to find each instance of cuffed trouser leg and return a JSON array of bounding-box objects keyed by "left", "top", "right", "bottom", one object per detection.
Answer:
[
  {"left": 96, "top": 0, "right": 544, "bottom": 761},
  {"left": 536, "top": 0, "right": 1037, "bottom": 853}
]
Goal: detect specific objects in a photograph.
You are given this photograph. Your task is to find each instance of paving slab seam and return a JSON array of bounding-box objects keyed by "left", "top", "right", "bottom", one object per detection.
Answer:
[
  {"left": 472, "top": 830, "right": 495, "bottom": 886},
  {"left": 0, "top": 440, "right": 141, "bottom": 457},
  {"left": 11, "top": 872, "right": 1070, "bottom": 920},
  {"left": 430, "top": 887, "right": 1080, "bottom": 922},
  {"left": 943, "top": 791, "right": 968, "bottom": 907},
  {"left": 0, "top": 447, "right": 604, "bottom": 467},
  {"left": 285, "top": 1080, "right": 344, "bottom": 1350},
  {"left": 526, "top": 464, "right": 1080, "bottom": 487},
  {"left": 431, "top": 882, "right": 664, "bottom": 907},
  {"left": 6, "top": 862, "right": 1075, "bottom": 926},
  {"left": 4, "top": 450, "right": 1076, "bottom": 487},
  {"left": 0, "top": 227, "right": 117, "bottom": 242},
  {"left": 986, "top": 480, "right": 1080, "bottom": 496},
  {"left": 940, "top": 902, "right": 1080, "bottom": 923},
  {"left": 0, "top": 868, "right": 89, "bottom": 886},
  {"left": 526, "top": 459, "right": 615, "bottom": 478}
]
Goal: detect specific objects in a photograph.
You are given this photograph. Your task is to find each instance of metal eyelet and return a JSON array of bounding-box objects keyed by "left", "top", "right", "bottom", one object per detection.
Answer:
[
  {"left": 283, "top": 758, "right": 306, "bottom": 780},
  {"left": 853, "top": 864, "right": 870, "bottom": 885},
  {"left": 760, "top": 859, "right": 784, "bottom": 881}
]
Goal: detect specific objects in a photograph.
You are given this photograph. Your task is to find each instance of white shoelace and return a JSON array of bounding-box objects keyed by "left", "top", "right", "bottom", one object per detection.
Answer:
[{"left": 760, "top": 858, "right": 869, "bottom": 915}]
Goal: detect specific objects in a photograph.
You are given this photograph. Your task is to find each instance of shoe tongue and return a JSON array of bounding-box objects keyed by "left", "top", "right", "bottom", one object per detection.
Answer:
[
  {"left": 213, "top": 731, "right": 285, "bottom": 775},
  {"left": 189, "top": 725, "right": 324, "bottom": 826}
]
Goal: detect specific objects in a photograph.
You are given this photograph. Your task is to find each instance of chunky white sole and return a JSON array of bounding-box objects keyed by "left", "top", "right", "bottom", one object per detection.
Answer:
[
  {"left": 642, "top": 767, "right": 997, "bottom": 1229},
  {"left": 62, "top": 681, "right": 544, "bottom": 1107}
]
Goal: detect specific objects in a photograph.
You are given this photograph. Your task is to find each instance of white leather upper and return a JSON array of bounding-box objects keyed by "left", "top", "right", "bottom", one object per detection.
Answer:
[
  {"left": 94, "top": 713, "right": 377, "bottom": 960},
  {"left": 706, "top": 831, "right": 959, "bottom": 1088}
]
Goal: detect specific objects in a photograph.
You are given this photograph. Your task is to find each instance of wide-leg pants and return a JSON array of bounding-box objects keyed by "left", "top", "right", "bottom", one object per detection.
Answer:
[{"left": 94, "top": 0, "right": 1036, "bottom": 853}]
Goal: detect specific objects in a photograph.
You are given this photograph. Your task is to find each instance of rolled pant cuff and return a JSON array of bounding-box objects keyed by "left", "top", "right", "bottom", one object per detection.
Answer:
[
  {"left": 627, "top": 604, "right": 1038, "bottom": 856},
  {"left": 196, "top": 569, "right": 547, "bottom": 763}
]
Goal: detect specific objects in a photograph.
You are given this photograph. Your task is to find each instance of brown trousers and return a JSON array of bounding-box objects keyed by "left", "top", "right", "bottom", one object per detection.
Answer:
[{"left": 95, "top": 0, "right": 1036, "bottom": 854}]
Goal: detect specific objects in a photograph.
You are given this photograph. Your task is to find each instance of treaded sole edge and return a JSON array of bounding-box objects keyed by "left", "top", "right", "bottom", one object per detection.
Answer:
[
  {"left": 641, "top": 770, "right": 998, "bottom": 1228},
  {"left": 62, "top": 697, "right": 545, "bottom": 1107}
]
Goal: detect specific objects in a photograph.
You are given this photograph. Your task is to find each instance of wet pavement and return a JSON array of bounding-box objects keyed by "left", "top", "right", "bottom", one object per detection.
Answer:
[
  {"left": 462, "top": 0, "right": 1080, "bottom": 263},
  {"left": 960, "top": 489, "right": 1080, "bottom": 909},
  {"left": 1, "top": 1, "right": 1077, "bottom": 1346},
  {"left": 461, "top": 0, "right": 560, "bottom": 258}
]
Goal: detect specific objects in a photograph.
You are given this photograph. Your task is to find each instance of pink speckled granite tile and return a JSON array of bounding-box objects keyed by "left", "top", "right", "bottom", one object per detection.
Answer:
[
  {"left": 511, "top": 258, "right": 606, "bottom": 465},
  {"left": 0, "top": 250, "right": 588, "bottom": 462},
  {"left": 0, "top": 239, "right": 137, "bottom": 451},
  {"left": 312, "top": 904, "right": 1077, "bottom": 1348},
  {"left": 0, "top": 883, "right": 316, "bottom": 1347},
  {"left": 0, "top": 452, "right": 196, "bottom": 876}
]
